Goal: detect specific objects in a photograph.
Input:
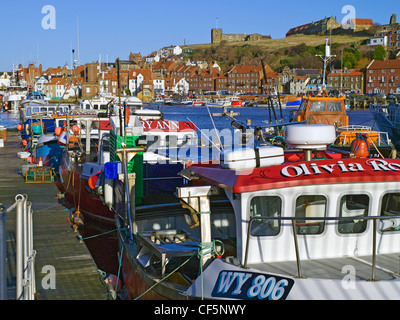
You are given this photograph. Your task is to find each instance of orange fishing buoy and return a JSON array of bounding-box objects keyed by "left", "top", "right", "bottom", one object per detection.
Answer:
[
  {"left": 88, "top": 171, "right": 102, "bottom": 190},
  {"left": 55, "top": 127, "right": 63, "bottom": 136},
  {"left": 72, "top": 124, "right": 80, "bottom": 136},
  {"left": 22, "top": 139, "right": 27, "bottom": 146},
  {"left": 350, "top": 134, "right": 370, "bottom": 158},
  {"left": 17, "top": 124, "right": 23, "bottom": 131},
  {"left": 125, "top": 106, "right": 130, "bottom": 126},
  {"left": 68, "top": 135, "right": 79, "bottom": 148}
]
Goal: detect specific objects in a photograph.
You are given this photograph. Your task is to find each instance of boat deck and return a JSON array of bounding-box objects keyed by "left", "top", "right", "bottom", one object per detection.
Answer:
[
  {"left": 1, "top": 132, "right": 107, "bottom": 300},
  {"left": 249, "top": 253, "right": 400, "bottom": 281}
]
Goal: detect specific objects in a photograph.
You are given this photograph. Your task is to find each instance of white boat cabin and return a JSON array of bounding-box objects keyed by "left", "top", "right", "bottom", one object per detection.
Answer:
[{"left": 183, "top": 126, "right": 400, "bottom": 278}]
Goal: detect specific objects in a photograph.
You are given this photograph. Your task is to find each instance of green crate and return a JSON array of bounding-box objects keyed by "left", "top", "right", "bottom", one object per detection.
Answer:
[
  {"left": 25, "top": 167, "right": 54, "bottom": 183},
  {"left": 109, "top": 131, "right": 143, "bottom": 205}
]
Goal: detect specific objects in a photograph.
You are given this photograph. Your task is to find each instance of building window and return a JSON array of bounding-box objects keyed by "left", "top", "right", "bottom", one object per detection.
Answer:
[
  {"left": 250, "top": 196, "right": 282, "bottom": 236},
  {"left": 338, "top": 194, "right": 369, "bottom": 234},
  {"left": 295, "top": 195, "right": 327, "bottom": 235}
]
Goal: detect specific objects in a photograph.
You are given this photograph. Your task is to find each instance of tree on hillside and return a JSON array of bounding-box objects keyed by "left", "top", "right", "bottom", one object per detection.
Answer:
[
  {"left": 373, "top": 45, "right": 386, "bottom": 61},
  {"left": 342, "top": 47, "right": 362, "bottom": 69}
]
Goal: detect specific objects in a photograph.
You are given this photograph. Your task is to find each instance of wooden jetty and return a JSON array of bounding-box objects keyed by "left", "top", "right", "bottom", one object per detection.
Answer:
[{"left": 0, "top": 131, "right": 108, "bottom": 300}]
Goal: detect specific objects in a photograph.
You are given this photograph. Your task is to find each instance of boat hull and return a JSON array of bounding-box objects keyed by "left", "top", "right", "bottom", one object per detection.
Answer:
[
  {"left": 58, "top": 152, "right": 117, "bottom": 226},
  {"left": 34, "top": 137, "right": 64, "bottom": 171},
  {"left": 371, "top": 105, "right": 400, "bottom": 149}
]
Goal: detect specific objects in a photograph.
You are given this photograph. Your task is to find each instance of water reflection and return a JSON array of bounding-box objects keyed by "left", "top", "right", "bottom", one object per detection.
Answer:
[{"left": 0, "top": 112, "right": 19, "bottom": 129}]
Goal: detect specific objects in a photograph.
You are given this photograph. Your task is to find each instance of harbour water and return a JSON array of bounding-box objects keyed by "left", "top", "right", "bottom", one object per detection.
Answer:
[{"left": 0, "top": 105, "right": 376, "bottom": 130}]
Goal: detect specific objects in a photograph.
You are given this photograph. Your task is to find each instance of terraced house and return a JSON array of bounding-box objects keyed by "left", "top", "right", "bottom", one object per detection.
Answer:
[
  {"left": 327, "top": 69, "right": 364, "bottom": 94},
  {"left": 226, "top": 64, "right": 274, "bottom": 94},
  {"left": 366, "top": 56, "right": 400, "bottom": 95}
]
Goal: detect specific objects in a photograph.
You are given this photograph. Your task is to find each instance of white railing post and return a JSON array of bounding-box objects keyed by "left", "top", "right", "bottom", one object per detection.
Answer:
[
  {"left": 1, "top": 194, "right": 36, "bottom": 300},
  {"left": 16, "top": 195, "right": 24, "bottom": 300},
  {"left": 0, "top": 205, "right": 6, "bottom": 300}
]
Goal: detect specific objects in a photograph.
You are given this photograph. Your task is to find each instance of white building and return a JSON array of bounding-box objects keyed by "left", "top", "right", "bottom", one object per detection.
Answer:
[
  {"left": 173, "top": 77, "right": 189, "bottom": 96},
  {"left": 145, "top": 55, "right": 160, "bottom": 64},
  {"left": 366, "top": 36, "right": 388, "bottom": 46},
  {"left": 34, "top": 75, "right": 49, "bottom": 93},
  {"left": 153, "top": 73, "right": 165, "bottom": 97},
  {"left": 289, "top": 77, "right": 310, "bottom": 95},
  {"left": 129, "top": 72, "right": 145, "bottom": 95}
]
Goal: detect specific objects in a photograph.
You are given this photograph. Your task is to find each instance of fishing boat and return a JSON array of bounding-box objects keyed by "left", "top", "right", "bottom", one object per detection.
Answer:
[
  {"left": 289, "top": 88, "right": 397, "bottom": 158},
  {"left": 3, "top": 91, "right": 26, "bottom": 112},
  {"left": 56, "top": 111, "right": 198, "bottom": 227},
  {"left": 230, "top": 96, "right": 244, "bottom": 107},
  {"left": 205, "top": 96, "right": 243, "bottom": 108},
  {"left": 370, "top": 101, "right": 400, "bottom": 151},
  {"left": 282, "top": 97, "right": 302, "bottom": 108},
  {"left": 17, "top": 102, "right": 73, "bottom": 154},
  {"left": 192, "top": 99, "right": 205, "bottom": 106},
  {"left": 205, "top": 98, "right": 232, "bottom": 108},
  {"left": 108, "top": 123, "right": 400, "bottom": 300},
  {"left": 32, "top": 110, "right": 100, "bottom": 172}
]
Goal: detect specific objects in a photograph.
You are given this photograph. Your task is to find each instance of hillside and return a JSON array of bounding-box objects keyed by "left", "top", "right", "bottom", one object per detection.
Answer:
[{"left": 181, "top": 34, "right": 373, "bottom": 72}]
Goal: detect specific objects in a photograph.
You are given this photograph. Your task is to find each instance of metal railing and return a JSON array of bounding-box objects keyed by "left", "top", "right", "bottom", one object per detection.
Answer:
[
  {"left": 243, "top": 214, "right": 400, "bottom": 282},
  {"left": 0, "top": 194, "right": 36, "bottom": 300}
]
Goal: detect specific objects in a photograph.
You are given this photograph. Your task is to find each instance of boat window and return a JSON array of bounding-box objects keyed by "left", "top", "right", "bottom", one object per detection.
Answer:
[
  {"left": 250, "top": 196, "right": 282, "bottom": 236},
  {"left": 380, "top": 192, "right": 400, "bottom": 232},
  {"left": 338, "top": 194, "right": 369, "bottom": 234},
  {"left": 327, "top": 101, "right": 342, "bottom": 112},
  {"left": 295, "top": 195, "right": 326, "bottom": 234},
  {"left": 100, "top": 104, "right": 108, "bottom": 110},
  {"left": 310, "top": 101, "right": 326, "bottom": 111}
]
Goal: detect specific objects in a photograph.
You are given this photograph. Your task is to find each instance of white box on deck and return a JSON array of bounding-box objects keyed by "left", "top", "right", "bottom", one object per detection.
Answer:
[
  {"left": 110, "top": 115, "right": 143, "bottom": 136},
  {"left": 220, "top": 146, "right": 284, "bottom": 170}
]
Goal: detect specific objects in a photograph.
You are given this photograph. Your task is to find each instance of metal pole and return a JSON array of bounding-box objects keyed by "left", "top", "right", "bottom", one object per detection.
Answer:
[
  {"left": 22, "top": 196, "right": 28, "bottom": 300},
  {"left": 16, "top": 196, "right": 24, "bottom": 300},
  {"left": 27, "top": 201, "right": 35, "bottom": 300},
  {"left": 291, "top": 220, "right": 304, "bottom": 278},
  {"left": 123, "top": 149, "right": 134, "bottom": 241},
  {"left": 370, "top": 218, "right": 377, "bottom": 281},
  {"left": 0, "top": 206, "right": 6, "bottom": 300}
]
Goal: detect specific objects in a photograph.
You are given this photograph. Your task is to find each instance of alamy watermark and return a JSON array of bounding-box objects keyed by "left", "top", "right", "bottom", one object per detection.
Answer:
[
  {"left": 41, "top": 5, "right": 56, "bottom": 30},
  {"left": 341, "top": 5, "right": 357, "bottom": 30},
  {"left": 41, "top": 265, "right": 56, "bottom": 290}
]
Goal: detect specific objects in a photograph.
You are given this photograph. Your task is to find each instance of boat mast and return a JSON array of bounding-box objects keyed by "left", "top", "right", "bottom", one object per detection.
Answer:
[{"left": 316, "top": 38, "right": 335, "bottom": 89}]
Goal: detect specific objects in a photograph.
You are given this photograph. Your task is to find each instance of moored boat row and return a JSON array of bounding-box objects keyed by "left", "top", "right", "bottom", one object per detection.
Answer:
[{"left": 10, "top": 81, "right": 400, "bottom": 300}]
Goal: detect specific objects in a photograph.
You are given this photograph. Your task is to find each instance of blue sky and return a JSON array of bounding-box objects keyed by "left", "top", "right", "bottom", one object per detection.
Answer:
[{"left": 0, "top": 0, "right": 398, "bottom": 71}]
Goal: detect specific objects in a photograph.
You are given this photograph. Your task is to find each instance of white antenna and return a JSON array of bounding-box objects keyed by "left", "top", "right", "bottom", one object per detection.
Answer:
[{"left": 316, "top": 38, "right": 335, "bottom": 88}]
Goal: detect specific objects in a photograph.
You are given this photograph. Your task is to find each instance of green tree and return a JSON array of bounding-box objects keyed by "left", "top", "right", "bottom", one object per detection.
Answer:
[{"left": 373, "top": 45, "right": 386, "bottom": 60}]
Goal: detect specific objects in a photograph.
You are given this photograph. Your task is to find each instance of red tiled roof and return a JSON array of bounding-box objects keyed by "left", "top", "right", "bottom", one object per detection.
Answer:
[
  {"left": 327, "top": 69, "right": 363, "bottom": 77},
  {"left": 352, "top": 18, "right": 373, "bottom": 25},
  {"left": 368, "top": 59, "right": 400, "bottom": 70}
]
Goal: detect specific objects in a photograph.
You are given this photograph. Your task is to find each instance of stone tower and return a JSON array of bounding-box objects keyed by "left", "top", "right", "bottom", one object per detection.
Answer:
[
  {"left": 211, "top": 28, "right": 223, "bottom": 44},
  {"left": 390, "top": 14, "right": 397, "bottom": 25}
]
